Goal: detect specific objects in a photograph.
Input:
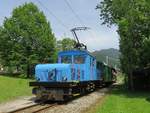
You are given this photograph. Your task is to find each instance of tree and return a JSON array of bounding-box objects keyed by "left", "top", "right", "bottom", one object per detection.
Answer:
[
  {"left": 57, "top": 38, "right": 76, "bottom": 51},
  {"left": 96, "top": 0, "right": 150, "bottom": 90},
  {"left": 0, "top": 3, "right": 57, "bottom": 77}
]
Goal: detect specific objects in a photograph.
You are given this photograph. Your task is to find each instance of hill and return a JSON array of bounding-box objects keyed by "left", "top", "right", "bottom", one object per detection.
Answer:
[{"left": 92, "top": 48, "right": 120, "bottom": 68}]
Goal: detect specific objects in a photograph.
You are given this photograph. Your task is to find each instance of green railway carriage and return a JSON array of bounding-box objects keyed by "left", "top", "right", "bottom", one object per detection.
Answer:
[
  {"left": 96, "top": 61, "right": 115, "bottom": 85},
  {"left": 103, "top": 65, "right": 114, "bottom": 83}
]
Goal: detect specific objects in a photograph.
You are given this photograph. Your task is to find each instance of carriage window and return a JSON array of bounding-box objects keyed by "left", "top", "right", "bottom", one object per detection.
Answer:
[
  {"left": 74, "top": 55, "right": 85, "bottom": 64},
  {"left": 61, "top": 56, "right": 72, "bottom": 63}
]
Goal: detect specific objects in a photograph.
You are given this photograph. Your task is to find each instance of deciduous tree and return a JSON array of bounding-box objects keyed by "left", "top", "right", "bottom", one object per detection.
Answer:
[
  {"left": 96, "top": 0, "right": 150, "bottom": 89},
  {"left": 0, "top": 3, "right": 57, "bottom": 77},
  {"left": 57, "top": 38, "right": 76, "bottom": 51}
]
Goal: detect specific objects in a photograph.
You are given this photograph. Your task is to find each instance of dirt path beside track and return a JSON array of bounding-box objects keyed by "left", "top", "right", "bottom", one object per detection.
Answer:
[{"left": 0, "top": 96, "right": 36, "bottom": 113}]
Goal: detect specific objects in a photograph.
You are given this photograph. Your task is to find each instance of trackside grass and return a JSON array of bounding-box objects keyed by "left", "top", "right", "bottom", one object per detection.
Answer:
[
  {"left": 94, "top": 86, "right": 150, "bottom": 113},
  {"left": 87, "top": 74, "right": 150, "bottom": 113},
  {"left": 0, "top": 75, "right": 32, "bottom": 103}
]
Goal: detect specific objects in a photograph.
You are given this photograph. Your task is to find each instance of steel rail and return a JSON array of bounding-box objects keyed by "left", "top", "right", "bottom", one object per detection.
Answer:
[{"left": 8, "top": 102, "right": 57, "bottom": 113}]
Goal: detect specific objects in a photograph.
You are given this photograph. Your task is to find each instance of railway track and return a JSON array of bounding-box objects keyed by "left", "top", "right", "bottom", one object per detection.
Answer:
[{"left": 8, "top": 102, "right": 58, "bottom": 113}]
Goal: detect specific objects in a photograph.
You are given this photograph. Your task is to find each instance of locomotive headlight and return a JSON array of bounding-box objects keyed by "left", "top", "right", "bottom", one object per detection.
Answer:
[{"left": 62, "top": 76, "right": 67, "bottom": 81}]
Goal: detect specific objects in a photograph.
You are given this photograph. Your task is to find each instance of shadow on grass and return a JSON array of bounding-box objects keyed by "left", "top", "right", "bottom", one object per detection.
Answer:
[{"left": 111, "top": 84, "right": 150, "bottom": 102}]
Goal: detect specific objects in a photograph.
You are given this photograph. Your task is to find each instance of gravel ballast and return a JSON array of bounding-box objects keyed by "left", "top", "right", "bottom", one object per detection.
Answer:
[
  {"left": 44, "top": 88, "right": 109, "bottom": 113},
  {"left": 0, "top": 88, "right": 109, "bottom": 113}
]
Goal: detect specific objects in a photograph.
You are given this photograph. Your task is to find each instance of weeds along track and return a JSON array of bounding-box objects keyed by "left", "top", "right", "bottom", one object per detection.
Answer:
[{"left": 8, "top": 102, "right": 58, "bottom": 113}]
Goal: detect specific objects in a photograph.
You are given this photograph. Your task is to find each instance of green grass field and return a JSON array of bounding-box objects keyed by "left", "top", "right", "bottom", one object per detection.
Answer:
[
  {"left": 95, "top": 86, "right": 150, "bottom": 113},
  {"left": 0, "top": 75, "right": 32, "bottom": 103},
  {"left": 88, "top": 74, "right": 150, "bottom": 113}
]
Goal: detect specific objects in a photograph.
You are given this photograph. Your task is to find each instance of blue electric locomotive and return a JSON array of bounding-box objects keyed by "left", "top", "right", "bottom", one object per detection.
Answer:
[
  {"left": 30, "top": 50, "right": 102, "bottom": 101},
  {"left": 29, "top": 27, "right": 114, "bottom": 101}
]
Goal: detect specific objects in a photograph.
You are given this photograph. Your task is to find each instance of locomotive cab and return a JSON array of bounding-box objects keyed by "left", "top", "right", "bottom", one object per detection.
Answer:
[{"left": 57, "top": 50, "right": 98, "bottom": 82}]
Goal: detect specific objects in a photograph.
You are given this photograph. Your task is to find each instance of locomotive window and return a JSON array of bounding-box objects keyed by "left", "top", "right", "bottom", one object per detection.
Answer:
[
  {"left": 61, "top": 56, "right": 72, "bottom": 63},
  {"left": 90, "top": 58, "right": 95, "bottom": 66},
  {"left": 74, "top": 55, "right": 85, "bottom": 64},
  {"left": 93, "top": 59, "right": 96, "bottom": 66}
]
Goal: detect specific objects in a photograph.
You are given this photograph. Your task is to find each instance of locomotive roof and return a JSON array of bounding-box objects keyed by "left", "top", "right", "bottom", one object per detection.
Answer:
[{"left": 58, "top": 50, "right": 95, "bottom": 59}]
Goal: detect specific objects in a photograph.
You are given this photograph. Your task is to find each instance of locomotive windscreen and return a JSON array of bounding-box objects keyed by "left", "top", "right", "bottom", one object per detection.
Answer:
[
  {"left": 74, "top": 55, "right": 85, "bottom": 64},
  {"left": 61, "top": 55, "right": 72, "bottom": 63}
]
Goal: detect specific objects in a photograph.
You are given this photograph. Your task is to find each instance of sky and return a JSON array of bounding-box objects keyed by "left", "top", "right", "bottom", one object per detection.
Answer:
[{"left": 0, "top": 0, "right": 119, "bottom": 52}]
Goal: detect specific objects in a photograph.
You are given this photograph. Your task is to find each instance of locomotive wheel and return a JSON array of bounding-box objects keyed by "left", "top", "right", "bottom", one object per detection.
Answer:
[{"left": 86, "top": 82, "right": 95, "bottom": 92}]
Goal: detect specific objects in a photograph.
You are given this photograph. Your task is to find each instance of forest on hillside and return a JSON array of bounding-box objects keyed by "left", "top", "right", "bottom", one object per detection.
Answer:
[{"left": 92, "top": 48, "right": 120, "bottom": 69}]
